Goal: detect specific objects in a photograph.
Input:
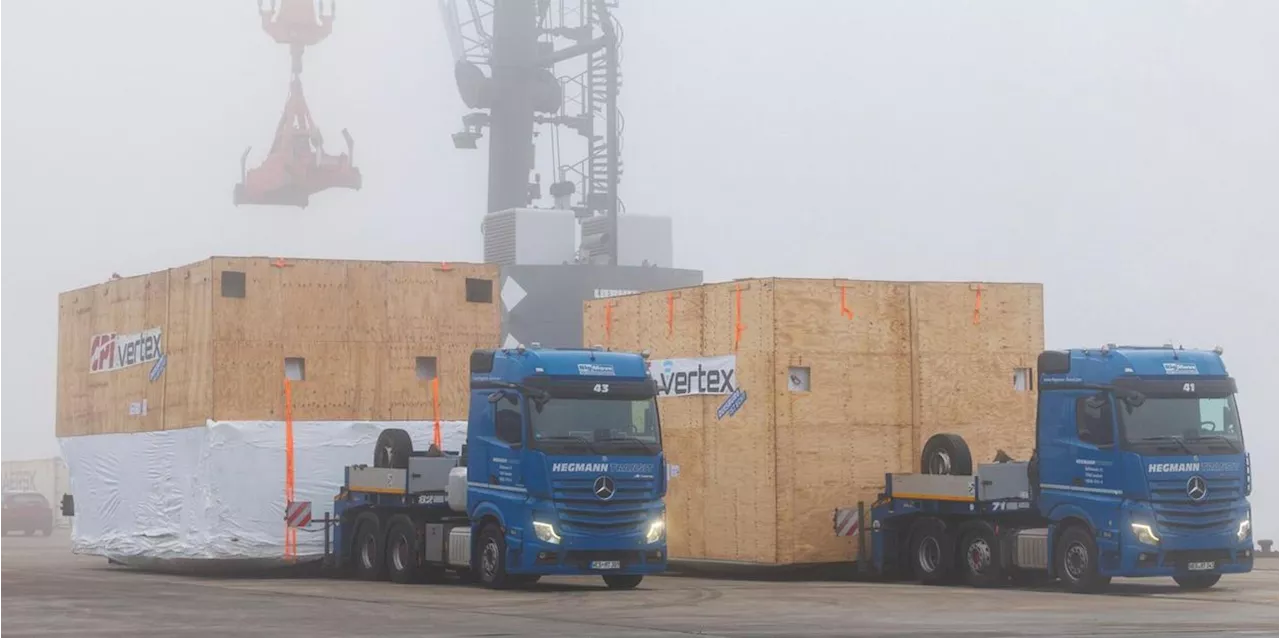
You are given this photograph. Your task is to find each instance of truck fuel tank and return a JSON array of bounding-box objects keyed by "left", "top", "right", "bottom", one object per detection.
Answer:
[{"left": 446, "top": 466, "right": 468, "bottom": 513}]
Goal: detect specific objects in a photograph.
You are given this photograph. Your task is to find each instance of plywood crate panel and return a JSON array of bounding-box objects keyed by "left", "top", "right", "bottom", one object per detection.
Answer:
[
  {"left": 57, "top": 257, "right": 500, "bottom": 437},
  {"left": 584, "top": 277, "right": 1043, "bottom": 565}
]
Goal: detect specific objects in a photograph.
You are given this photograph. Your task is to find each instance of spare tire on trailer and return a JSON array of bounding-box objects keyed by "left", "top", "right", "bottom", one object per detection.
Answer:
[
  {"left": 374, "top": 428, "right": 414, "bottom": 469},
  {"left": 920, "top": 433, "right": 973, "bottom": 476}
]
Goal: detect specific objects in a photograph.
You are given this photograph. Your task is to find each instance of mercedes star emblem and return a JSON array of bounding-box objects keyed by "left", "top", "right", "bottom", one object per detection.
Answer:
[
  {"left": 1186, "top": 475, "right": 1208, "bottom": 502},
  {"left": 593, "top": 475, "right": 616, "bottom": 501}
]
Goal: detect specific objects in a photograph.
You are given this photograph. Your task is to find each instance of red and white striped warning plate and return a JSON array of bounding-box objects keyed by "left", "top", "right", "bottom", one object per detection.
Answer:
[
  {"left": 834, "top": 507, "right": 860, "bottom": 537},
  {"left": 286, "top": 500, "right": 312, "bottom": 528}
]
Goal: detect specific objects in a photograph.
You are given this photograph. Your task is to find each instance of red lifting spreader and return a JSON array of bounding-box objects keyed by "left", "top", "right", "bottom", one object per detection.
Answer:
[
  {"left": 235, "top": 0, "right": 359, "bottom": 209},
  {"left": 258, "top": 0, "right": 334, "bottom": 75},
  {"left": 235, "top": 77, "right": 360, "bottom": 208}
]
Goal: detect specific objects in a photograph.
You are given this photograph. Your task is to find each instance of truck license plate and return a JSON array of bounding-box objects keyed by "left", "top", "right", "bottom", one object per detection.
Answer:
[
  {"left": 1186, "top": 561, "right": 1215, "bottom": 571},
  {"left": 590, "top": 560, "right": 621, "bottom": 570}
]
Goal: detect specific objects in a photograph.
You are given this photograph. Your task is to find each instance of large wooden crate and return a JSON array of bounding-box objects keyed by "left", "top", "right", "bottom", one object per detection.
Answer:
[
  {"left": 583, "top": 278, "right": 1043, "bottom": 565},
  {"left": 56, "top": 257, "right": 500, "bottom": 437}
]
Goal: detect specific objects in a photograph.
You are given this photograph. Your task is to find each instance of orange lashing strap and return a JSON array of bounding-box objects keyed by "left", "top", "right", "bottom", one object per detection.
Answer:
[
  {"left": 283, "top": 377, "right": 296, "bottom": 560},
  {"left": 431, "top": 377, "right": 443, "bottom": 449},
  {"left": 840, "top": 285, "right": 854, "bottom": 320},
  {"left": 972, "top": 284, "right": 985, "bottom": 325},
  {"left": 733, "top": 285, "right": 745, "bottom": 352}
]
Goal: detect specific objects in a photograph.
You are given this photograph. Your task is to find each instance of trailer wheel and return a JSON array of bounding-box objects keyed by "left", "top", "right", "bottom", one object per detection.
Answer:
[
  {"left": 603, "top": 575, "right": 644, "bottom": 590},
  {"left": 385, "top": 516, "right": 421, "bottom": 584},
  {"left": 353, "top": 515, "right": 388, "bottom": 581},
  {"left": 374, "top": 428, "right": 413, "bottom": 469},
  {"left": 958, "top": 524, "right": 1006, "bottom": 588},
  {"left": 920, "top": 434, "right": 973, "bottom": 476},
  {"left": 909, "top": 517, "right": 955, "bottom": 585},
  {"left": 476, "top": 523, "right": 514, "bottom": 590},
  {"left": 1173, "top": 573, "right": 1220, "bottom": 590},
  {"left": 1056, "top": 525, "right": 1110, "bottom": 593}
]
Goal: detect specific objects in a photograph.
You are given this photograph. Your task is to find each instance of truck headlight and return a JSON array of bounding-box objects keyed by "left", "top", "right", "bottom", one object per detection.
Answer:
[
  {"left": 1237, "top": 519, "right": 1251, "bottom": 542},
  {"left": 532, "top": 521, "right": 561, "bottom": 545},
  {"left": 1130, "top": 522, "right": 1160, "bottom": 545},
  {"left": 645, "top": 519, "right": 666, "bottom": 544}
]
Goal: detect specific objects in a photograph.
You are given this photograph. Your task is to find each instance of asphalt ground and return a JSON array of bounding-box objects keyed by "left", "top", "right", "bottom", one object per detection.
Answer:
[{"left": 3, "top": 530, "right": 1276, "bottom": 637}]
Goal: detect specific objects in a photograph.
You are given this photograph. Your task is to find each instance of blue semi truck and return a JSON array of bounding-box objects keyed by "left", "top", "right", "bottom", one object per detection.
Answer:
[
  {"left": 839, "top": 345, "right": 1253, "bottom": 593},
  {"left": 324, "top": 346, "right": 668, "bottom": 589}
]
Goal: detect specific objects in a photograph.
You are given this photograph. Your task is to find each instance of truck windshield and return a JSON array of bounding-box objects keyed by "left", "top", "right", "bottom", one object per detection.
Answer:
[
  {"left": 530, "top": 397, "right": 661, "bottom": 454},
  {"left": 1118, "top": 393, "right": 1244, "bottom": 455}
]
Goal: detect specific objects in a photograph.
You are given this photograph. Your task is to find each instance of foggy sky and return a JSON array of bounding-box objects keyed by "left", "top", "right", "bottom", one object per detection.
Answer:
[{"left": 2, "top": 1, "right": 1276, "bottom": 539}]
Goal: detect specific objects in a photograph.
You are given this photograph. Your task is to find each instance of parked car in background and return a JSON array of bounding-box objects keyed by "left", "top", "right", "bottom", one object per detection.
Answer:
[{"left": 3, "top": 491, "right": 54, "bottom": 536}]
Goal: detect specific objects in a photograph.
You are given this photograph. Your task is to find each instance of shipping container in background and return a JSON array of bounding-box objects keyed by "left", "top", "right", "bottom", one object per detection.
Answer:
[
  {"left": 584, "top": 278, "right": 1044, "bottom": 566},
  {"left": 2, "top": 457, "right": 71, "bottom": 528}
]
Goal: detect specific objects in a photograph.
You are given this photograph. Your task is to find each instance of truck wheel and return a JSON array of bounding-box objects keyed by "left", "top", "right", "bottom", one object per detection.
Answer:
[
  {"left": 374, "top": 428, "right": 414, "bottom": 469},
  {"left": 603, "top": 575, "right": 644, "bottom": 590},
  {"left": 385, "top": 517, "right": 421, "bottom": 584},
  {"left": 909, "top": 517, "right": 955, "bottom": 585},
  {"left": 1173, "top": 573, "right": 1221, "bottom": 590},
  {"left": 958, "top": 525, "right": 1007, "bottom": 587},
  {"left": 1056, "top": 526, "right": 1110, "bottom": 593},
  {"left": 353, "top": 517, "right": 388, "bottom": 581},
  {"left": 476, "top": 523, "right": 513, "bottom": 590},
  {"left": 920, "top": 434, "right": 973, "bottom": 476}
]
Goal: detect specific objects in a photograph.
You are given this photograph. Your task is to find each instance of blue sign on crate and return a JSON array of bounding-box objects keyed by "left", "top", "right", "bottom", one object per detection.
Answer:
[
  {"left": 716, "top": 388, "right": 748, "bottom": 420},
  {"left": 149, "top": 354, "right": 168, "bottom": 383}
]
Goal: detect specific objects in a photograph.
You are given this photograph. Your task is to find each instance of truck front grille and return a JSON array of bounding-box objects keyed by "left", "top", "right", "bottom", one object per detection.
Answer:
[
  {"left": 1149, "top": 476, "right": 1242, "bottom": 532},
  {"left": 552, "top": 477, "right": 658, "bottom": 533}
]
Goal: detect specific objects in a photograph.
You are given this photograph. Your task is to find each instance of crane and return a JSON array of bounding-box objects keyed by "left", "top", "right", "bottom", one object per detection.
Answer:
[{"left": 234, "top": 0, "right": 360, "bottom": 208}]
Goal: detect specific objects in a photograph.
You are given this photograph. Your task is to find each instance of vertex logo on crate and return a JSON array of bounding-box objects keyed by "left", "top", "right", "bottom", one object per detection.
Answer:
[
  {"left": 89, "top": 327, "right": 163, "bottom": 374},
  {"left": 651, "top": 355, "right": 737, "bottom": 397}
]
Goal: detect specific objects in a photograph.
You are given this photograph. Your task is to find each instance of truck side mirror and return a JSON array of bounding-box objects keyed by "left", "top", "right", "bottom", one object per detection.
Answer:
[
  {"left": 1123, "top": 391, "right": 1145, "bottom": 408},
  {"left": 61, "top": 494, "right": 75, "bottom": 517},
  {"left": 495, "top": 410, "right": 523, "bottom": 446}
]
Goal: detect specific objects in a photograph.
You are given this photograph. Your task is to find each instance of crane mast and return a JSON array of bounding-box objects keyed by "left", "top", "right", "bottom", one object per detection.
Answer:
[{"left": 442, "top": 0, "right": 622, "bottom": 265}]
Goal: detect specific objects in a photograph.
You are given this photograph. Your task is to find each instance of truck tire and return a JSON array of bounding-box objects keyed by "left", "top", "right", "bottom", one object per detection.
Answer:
[
  {"left": 920, "top": 434, "right": 973, "bottom": 476},
  {"left": 1056, "top": 525, "right": 1110, "bottom": 593},
  {"left": 909, "top": 517, "right": 955, "bottom": 585},
  {"left": 476, "top": 523, "right": 514, "bottom": 590},
  {"left": 957, "top": 524, "right": 1006, "bottom": 588},
  {"left": 1173, "top": 573, "right": 1221, "bottom": 590},
  {"left": 374, "top": 428, "right": 413, "bottom": 469},
  {"left": 353, "top": 515, "right": 388, "bottom": 581},
  {"left": 385, "top": 516, "right": 421, "bottom": 584},
  {"left": 603, "top": 574, "right": 644, "bottom": 590}
]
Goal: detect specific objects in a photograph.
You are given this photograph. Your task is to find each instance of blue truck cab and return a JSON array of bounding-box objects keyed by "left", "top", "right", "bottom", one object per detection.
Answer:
[
  {"left": 327, "top": 346, "right": 666, "bottom": 590},
  {"left": 1034, "top": 345, "right": 1253, "bottom": 589},
  {"left": 851, "top": 344, "right": 1252, "bottom": 593},
  {"left": 467, "top": 346, "right": 668, "bottom": 588}
]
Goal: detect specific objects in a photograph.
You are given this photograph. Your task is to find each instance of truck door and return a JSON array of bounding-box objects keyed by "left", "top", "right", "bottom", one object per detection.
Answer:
[
  {"left": 484, "top": 394, "right": 525, "bottom": 490},
  {"left": 1038, "top": 390, "right": 1123, "bottom": 505}
]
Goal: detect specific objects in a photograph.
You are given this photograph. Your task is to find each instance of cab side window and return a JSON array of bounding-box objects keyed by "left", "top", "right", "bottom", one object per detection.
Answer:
[
  {"left": 494, "top": 396, "right": 524, "bottom": 445},
  {"left": 1076, "top": 394, "right": 1115, "bottom": 446}
]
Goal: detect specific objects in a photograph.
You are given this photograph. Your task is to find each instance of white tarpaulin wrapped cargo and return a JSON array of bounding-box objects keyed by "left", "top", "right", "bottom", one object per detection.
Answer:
[{"left": 58, "top": 420, "right": 467, "bottom": 566}]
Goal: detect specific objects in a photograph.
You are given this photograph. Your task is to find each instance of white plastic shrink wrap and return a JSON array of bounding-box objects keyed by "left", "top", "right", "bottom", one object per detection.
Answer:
[{"left": 58, "top": 420, "right": 467, "bottom": 566}]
